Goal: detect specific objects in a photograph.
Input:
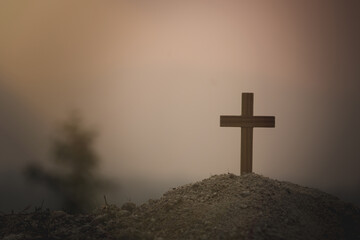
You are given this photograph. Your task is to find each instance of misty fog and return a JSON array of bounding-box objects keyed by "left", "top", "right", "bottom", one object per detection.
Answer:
[{"left": 0, "top": 1, "right": 359, "bottom": 212}]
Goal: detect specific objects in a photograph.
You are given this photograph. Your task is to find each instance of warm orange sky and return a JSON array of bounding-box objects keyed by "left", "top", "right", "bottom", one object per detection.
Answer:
[{"left": 0, "top": 1, "right": 359, "bottom": 209}]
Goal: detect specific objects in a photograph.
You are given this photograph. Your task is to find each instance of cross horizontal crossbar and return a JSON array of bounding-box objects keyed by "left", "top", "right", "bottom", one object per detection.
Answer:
[{"left": 220, "top": 116, "right": 275, "bottom": 128}]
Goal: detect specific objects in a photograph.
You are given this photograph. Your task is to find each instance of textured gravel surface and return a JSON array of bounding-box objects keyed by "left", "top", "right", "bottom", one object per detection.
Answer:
[{"left": 1, "top": 173, "right": 360, "bottom": 240}]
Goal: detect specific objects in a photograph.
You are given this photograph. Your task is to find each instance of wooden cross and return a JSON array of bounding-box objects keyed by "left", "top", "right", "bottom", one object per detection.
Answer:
[{"left": 220, "top": 93, "right": 275, "bottom": 175}]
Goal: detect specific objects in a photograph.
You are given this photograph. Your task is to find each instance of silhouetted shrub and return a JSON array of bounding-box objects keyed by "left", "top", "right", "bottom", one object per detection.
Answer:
[{"left": 25, "top": 112, "right": 111, "bottom": 213}]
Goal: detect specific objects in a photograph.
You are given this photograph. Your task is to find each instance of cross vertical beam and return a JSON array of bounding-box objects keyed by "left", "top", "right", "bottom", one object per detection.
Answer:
[{"left": 241, "top": 93, "right": 253, "bottom": 175}]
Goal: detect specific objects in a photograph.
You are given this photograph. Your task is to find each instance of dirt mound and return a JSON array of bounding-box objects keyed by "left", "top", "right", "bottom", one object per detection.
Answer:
[{"left": 1, "top": 173, "right": 360, "bottom": 240}]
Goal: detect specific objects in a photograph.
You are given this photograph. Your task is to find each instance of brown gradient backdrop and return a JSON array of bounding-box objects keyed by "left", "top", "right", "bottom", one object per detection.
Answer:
[{"left": 0, "top": 0, "right": 359, "bottom": 210}]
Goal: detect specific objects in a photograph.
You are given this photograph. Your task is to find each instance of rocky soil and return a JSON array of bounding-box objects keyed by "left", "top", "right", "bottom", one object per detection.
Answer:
[{"left": 1, "top": 173, "right": 360, "bottom": 240}]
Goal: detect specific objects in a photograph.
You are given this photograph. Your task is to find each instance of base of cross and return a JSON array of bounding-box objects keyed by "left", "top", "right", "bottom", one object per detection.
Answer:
[{"left": 220, "top": 93, "right": 275, "bottom": 175}]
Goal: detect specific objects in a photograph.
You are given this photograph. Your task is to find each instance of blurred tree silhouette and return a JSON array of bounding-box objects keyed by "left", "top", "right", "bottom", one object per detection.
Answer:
[{"left": 25, "top": 112, "right": 112, "bottom": 213}]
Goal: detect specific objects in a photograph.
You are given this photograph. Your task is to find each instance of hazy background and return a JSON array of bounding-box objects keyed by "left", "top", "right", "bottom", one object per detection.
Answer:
[{"left": 0, "top": 0, "right": 359, "bottom": 211}]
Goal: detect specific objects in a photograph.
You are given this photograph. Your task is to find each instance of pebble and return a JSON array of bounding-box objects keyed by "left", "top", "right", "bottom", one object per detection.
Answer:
[
  {"left": 239, "top": 204, "right": 248, "bottom": 209},
  {"left": 118, "top": 209, "right": 131, "bottom": 217},
  {"left": 121, "top": 202, "right": 136, "bottom": 213},
  {"left": 91, "top": 214, "right": 108, "bottom": 225},
  {"left": 52, "top": 210, "right": 67, "bottom": 218},
  {"left": 240, "top": 190, "right": 250, "bottom": 197}
]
